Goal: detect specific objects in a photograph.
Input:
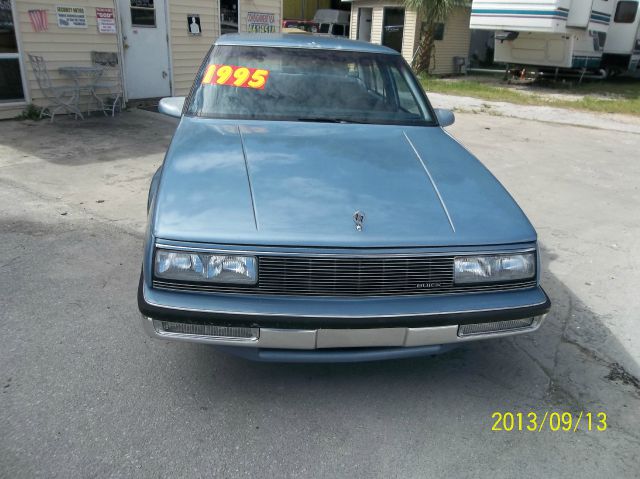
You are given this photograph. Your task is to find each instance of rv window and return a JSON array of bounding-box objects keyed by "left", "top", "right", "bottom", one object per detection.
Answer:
[
  {"left": 614, "top": 1, "right": 638, "bottom": 23},
  {"left": 333, "top": 24, "right": 345, "bottom": 36},
  {"left": 595, "top": 32, "right": 607, "bottom": 50}
]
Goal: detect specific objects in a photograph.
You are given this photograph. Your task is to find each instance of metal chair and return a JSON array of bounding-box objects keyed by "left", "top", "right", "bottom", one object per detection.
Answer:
[
  {"left": 28, "top": 54, "right": 84, "bottom": 121},
  {"left": 90, "top": 51, "right": 124, "bottom": 117}
]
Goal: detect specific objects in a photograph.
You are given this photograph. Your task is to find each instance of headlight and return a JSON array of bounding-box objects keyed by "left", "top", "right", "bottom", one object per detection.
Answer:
[
  {"left": 155, "top": 249, "right": 257, "bottom": 284},
  {"left": 454, "top": 253, "right": 535, "bottom": 284}
]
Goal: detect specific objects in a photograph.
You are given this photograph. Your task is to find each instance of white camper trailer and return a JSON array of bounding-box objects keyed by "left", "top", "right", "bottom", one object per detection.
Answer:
[
  {"left": 469, "top": 0, "right": 637, "bottom": 74},
  {"left": 602, "top": 1, "right": 640, "bottom": 72}
]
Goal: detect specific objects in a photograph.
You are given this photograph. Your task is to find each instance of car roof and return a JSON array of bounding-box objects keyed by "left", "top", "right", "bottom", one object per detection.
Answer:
[{"left": 215, "top": 33, "right": 400, "bottom": 55}]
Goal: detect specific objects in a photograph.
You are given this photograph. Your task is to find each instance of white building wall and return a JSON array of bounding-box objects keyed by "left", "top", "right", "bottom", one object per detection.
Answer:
[{"left": 349, "top": 0, "right": 471, "bottom": 74}]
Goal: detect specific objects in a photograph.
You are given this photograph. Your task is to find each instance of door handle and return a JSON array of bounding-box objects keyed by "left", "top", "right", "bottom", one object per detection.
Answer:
[{"left": 162, "top": 70, "right": 168, "bottom": 78}]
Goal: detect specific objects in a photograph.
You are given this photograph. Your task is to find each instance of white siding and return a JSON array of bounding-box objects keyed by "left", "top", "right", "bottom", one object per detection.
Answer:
[
  {"left": 13, "top": 0, "right": 120, "bottom": 110},
  {"left": 8, "top": 0, "right": 283, "bottom": 114},
  {"left": 371, "top": 6, "right": 383, "bottom": 44},
  {"left": 349, "top": 4, "right": 357, "bottom": 39},
  {"left": 401, "top": 8, "right": 417, "bottom": 63},
  {"left": 168, "top": 0, "right": 220, "bottom": 95},
  {"left": 0, "top": 105, "right": 24, "bottom": 120},
  {"left": 348, "top": 0, "right": 471, "bottom": 74},
  {"left": 431, "top": 7, "right": 471, "bottom": 75}
]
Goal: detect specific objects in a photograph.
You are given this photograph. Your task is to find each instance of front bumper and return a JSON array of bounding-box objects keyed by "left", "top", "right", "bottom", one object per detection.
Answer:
[
  {"left": 141, "top": 315, "right": 547, "bottom": 347},
  {"left": 138, "top": 275, "right": 550, "bottom": 355}
]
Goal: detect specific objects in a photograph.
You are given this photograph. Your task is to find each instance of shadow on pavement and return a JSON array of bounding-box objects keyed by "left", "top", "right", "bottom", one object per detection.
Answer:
[{"left": 0, "top": 110, "right": 177, "bottom": 165}]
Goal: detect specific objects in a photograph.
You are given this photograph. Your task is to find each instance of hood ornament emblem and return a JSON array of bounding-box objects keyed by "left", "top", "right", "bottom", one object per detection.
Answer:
[{"left": 353, "top": 210, "right": 365, "bottom": 231}]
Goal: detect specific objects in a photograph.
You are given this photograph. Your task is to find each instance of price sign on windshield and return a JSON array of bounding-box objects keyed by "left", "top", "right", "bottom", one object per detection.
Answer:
[{"left": 201, "top": 64, "right": 270, "bottom": 90}]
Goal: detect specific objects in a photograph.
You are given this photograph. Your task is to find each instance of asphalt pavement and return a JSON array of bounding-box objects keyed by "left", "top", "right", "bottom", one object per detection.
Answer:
[{"left": 1, "top": 107, "right": 639, "bottom": 478}]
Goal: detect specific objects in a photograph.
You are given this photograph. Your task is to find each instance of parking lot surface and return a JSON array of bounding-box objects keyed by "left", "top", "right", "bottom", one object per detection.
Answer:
[{"left": 1, "top": 108, "right": 639, "bottom": 478}]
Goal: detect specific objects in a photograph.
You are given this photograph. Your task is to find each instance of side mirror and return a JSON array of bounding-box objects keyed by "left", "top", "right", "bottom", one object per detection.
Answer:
[
  {"left": 434, "top": 108, "right": 455, "bottom": 127},
  {"left": 158, "top": 97, "right": 185, "bottom": 118}
]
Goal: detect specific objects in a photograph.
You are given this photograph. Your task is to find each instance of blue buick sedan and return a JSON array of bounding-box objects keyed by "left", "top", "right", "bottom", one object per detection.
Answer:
[{"left": 138, "top": 34, "right": 550, "bottom": 362}]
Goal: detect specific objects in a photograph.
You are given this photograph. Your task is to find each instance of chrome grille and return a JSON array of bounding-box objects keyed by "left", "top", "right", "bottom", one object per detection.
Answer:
[
  {"left": 159, "top": 321, "right": 256, "bottom": 338},
  {"left": 458, "top": 318, "right": 536, "bottom": 337},
  {"left": 258, "top": 256, "right": 454, "bottom": 295},
  {"left": 153, "top": 254, "right": 537, "bottom": 297}
]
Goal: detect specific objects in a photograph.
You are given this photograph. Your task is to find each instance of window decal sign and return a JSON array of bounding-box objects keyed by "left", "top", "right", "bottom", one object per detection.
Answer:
[
  {"left": 247, "top": 12, "right": 276, "bottom": 33},
  {"left": 201, "top": 65, "right": 270, "bottom": 90}
]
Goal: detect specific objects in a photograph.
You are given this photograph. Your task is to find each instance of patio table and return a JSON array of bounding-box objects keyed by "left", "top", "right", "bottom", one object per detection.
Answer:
[{"left": 58, "top": 66, "right": 105, "bottom": 118}]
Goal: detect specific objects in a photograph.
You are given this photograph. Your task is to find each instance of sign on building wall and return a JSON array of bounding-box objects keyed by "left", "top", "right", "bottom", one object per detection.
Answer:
[
  {"left": 56, "top": 5, "right": 87, "bottom": 28},
  {"left": 96, "top": 7, "right": 116, "bottom": 34},
  {"left": 247, "top": 12, "right": 276, "bottom": 33},
  {"left": 187, "top": 14, "right": 201, "bottom": 35}
]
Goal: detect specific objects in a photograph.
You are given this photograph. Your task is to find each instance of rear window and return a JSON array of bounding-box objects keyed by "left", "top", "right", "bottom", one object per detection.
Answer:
[
  {"left": 614, "top": 1, "right": 638, "bottom": 23},
  {"left": 187, "top": 45, "right": 434, "bottom": 126}
]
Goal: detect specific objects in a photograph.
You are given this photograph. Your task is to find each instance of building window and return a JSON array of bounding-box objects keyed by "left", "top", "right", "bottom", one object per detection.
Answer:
[
  {"left": 434, "top": 23, "right": 445, "bottom": 41},
  {"left": 614, "top": 1, "right": 638, "bottom": 23},
  {"left": 220, "top": 0, "right": 238, "bottom": 34},
  {"left": 0, "top": 0, "right": 25, "bottom": 101},
  {"left": 130, "top": 0, "right": 156, "bottom": 27}
]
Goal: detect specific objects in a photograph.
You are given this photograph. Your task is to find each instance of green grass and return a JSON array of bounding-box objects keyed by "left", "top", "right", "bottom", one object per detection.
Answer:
[{"left": 420, "top": 76, "right": 640, "bottom": 116}]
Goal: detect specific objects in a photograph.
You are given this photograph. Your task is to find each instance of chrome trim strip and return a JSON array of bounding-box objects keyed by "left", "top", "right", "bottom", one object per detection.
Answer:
[
  {"left": 259, "top": 329, "right": 317, "bottom": 349},
  {"left": 404, "top": 325, "right": 460, "bottom": 347},
  {"left": 152, "top": 279, "right": 536, "bottom": 298},
  {"left": 154, "top": 243, "right": 536, "bottom": 257},
  {"left": 140, "top": 315, "right": 547, "bottom": 348},
  {"left": 316, "top": 328, "right": 407, "bottom": 348},
  {"left": 403, "top": 131, "right": 456, "bottom": 233}
]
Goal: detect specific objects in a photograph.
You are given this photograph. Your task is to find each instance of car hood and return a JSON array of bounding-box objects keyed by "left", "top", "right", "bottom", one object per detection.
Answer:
[{"left": 153, "top": 117, "right": 536, "bottom": 247}]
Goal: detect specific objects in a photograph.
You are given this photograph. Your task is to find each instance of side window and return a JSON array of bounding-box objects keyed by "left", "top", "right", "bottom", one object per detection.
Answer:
[
  {"left": 614, "top": 1, "right": 638, "bottom": 23},
  {"left": 594, "top": 31, "right": 607, "bottom": 50},
  {"left": 390, "top": 67, "right": 420, "bottom": 114},
  {"left": 333, "top": 24, "right": 345, "bottom": 36},
  {"left": 359, "top": 59, "right": 386, "bottom": 97}
]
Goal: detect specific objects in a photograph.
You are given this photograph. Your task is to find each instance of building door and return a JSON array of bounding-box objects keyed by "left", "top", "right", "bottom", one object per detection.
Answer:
[
  {"left": 118, "top": 0, "right": 171, "bottom": 99},
  {"left": 382, "top": 8, "right": 405, "bottom": 53},
  {"left": 0, "top": 0, "right": 26, "bottom": 103},
  {"left": 357, "top": 8, "right": 372, "bottom": 42}
]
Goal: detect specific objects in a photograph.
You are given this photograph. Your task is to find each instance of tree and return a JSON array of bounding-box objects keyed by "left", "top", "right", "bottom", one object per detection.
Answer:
[{"left": 404, "top": 0, "right": 466, "bottom": 75}]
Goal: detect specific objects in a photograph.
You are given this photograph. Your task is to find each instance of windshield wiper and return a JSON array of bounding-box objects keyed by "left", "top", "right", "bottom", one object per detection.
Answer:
[{"left": 297, "top": 117, "right": 366, "bottom": 124}]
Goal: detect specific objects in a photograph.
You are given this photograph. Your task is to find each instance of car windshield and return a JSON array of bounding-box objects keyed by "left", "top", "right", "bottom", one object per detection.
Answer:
[{"left": 187, "top": 45, "right": 435, "bottom": 125}]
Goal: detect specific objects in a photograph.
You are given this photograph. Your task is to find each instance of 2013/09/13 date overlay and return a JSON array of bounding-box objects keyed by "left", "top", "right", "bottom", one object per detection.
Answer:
[{"left": 491, "top": 412, "right": 607, "bottom": 432}]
